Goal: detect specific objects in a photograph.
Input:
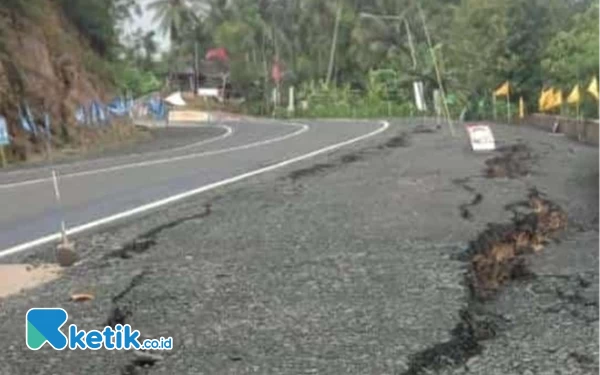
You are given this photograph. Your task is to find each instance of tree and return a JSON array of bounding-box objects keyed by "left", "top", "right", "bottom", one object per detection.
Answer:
[
  {"left": 542, "top": 3, "right": 599, "bottom": 86},
  {"left": 147, "top": 0, "right": 197, "bottom": 44}
]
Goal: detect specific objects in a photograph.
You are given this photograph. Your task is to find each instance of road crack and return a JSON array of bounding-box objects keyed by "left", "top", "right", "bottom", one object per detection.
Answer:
[{"left": 401, "top": 188, "right": 568, "bottom": 375}]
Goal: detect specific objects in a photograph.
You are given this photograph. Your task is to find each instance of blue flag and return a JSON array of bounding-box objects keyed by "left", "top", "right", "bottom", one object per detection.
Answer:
[
  {"left": 89, "top": 102, "right": 98, "bottom": 125},
  {"left": 75, "top": 106, "right": 86, "bottom": 124},
  {"left": 0, "top": 115, "right": 10, "bottom": 146},
  {"left": 107, "top": 97, "right": 128, "bottom": 116},
  {"left": 25, "top": 104, "right": 37, "bottom": 135},
  {"left": 96, "top": 101, "right": 108, "bottom": 125},
  {"left": 19, "top": 105, "right": 34, "bottom": 134}
]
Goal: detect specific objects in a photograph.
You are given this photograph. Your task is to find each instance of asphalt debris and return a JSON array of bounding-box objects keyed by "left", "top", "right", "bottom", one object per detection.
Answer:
[
  {"left": 340, "top": 152, "right": 364, "bottom": 164},
  {"left": 108, "top": 238, "right": 157, "bottom": 259},
  {"left": 485, "top": 143, "right": 534, "bottom": 178},
  {"left": 460, "top": 193, "right": 483, "bottom": 220},
  {"left": 412, "top": 124, "right": 438, "bottom": 134},
  {"left": 105, "top": 306, "right": 133, "bottom": 328},
  {"left": 287, "top": 163, "right": 335, "bottom": 181},
  {"left": 384, "top": 132, "right": 411, "bottom": 148},
  {"left": 122, "top": 352, "right": 163, "bottom": 375}
]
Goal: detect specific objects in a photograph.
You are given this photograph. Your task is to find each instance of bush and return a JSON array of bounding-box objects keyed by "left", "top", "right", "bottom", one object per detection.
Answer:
[{"left": 293, "top": 79, "right": 415, "bottom": 118}]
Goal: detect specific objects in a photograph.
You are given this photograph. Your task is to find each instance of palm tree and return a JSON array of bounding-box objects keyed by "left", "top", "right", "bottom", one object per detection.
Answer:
[{"left": 146, "top": 0, "right": 197, "bottom": 44}]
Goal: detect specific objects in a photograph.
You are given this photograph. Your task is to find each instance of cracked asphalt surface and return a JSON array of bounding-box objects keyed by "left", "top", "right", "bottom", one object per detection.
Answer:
[{"left": 0, "top": 119, "right": 597, "bottom": 375}]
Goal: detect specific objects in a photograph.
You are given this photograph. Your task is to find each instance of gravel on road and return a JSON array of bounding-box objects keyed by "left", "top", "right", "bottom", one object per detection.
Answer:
[{"left": 0, "top": 120, "right": 597, "bottom": 375}]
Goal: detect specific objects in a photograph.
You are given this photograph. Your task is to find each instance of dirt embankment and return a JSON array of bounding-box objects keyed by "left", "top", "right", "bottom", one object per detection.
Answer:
[{"left": 0, "top": 1, "right": 113, "bottom": 161}]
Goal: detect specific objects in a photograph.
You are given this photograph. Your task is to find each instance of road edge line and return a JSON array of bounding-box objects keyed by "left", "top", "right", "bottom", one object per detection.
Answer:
[{"left": 0, "top": 121, "right": 389, "bottom": 259}]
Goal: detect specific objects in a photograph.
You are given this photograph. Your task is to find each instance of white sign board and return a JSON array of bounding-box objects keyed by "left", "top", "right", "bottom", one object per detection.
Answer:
[
  {"left": 413, "top": 81, "right": 427, "bottom": 111},
  {"left": 197, "top": 88, "right": 220, "bottom": 97},
  {"left": 433, "top": 89, "right": 442, "bottom": 117},
  {"left": 0, "top": 116, "right": 9, "bottom": 146},
  {"left": 466, "top": 124, "right": 496, "bottom": 151}
]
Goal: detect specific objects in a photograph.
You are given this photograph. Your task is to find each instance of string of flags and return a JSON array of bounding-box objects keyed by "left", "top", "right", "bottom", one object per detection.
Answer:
[
  {"left": 2, "top": 93, "right": 168, "bottom": 147},
  {"left": 493, "top": 76, "right": 599, "bottom": 119}
]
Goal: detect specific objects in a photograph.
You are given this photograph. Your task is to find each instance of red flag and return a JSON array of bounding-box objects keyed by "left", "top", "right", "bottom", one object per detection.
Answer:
[
  {"left": 271, "top": 61, "right": 282, "bottom": 83},
  {"left": 206, "top": 48, "right": 229, "bottom": 62}
]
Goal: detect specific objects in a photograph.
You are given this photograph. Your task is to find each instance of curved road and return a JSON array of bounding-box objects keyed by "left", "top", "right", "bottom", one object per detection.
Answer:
[{"left": 0, "top": 119, "right": 388, "bottom": 257}]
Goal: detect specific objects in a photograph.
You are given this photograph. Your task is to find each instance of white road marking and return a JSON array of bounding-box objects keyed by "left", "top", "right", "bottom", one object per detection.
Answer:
[
  {"left": 0, "top": 121, "right": 389, "bottom": 258},
  {"left": 0, "top": 124, "right": 234, "bottom": 178},
  {"left": 0, "top": 122, "right": 308, "bottom": 189}
]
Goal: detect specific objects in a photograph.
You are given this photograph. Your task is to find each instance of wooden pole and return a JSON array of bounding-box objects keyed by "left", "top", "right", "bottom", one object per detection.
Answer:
[
  {"left": 417, "top": 1, "right": 455, "bottom": 136},
  {"left": 326, "top": 1, "right": 343, "bottom": 86},
  {"left": 506, "top": 92, "right": 511, "bottom": 124}
]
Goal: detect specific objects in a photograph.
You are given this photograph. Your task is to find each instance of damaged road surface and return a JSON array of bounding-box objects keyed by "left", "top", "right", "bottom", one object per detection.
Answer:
[{"left": 0, "top": 120, "right": 597, "bottom": 375}]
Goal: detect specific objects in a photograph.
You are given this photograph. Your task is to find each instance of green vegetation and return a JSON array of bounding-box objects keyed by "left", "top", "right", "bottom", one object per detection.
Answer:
[
  {"left": 146, "top": 0, "right": 598, "bottom": 119},
  {"left": 1, "top": 0, "right": 597, "bottom": 117}
]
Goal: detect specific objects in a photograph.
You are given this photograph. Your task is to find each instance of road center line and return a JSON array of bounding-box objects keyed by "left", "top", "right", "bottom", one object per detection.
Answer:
[
  {"left": 0, "top": 121, "right": 389, "bottom": 258},
  {"left": 0, "top": 122, "right": 308, "bottom": 189}
]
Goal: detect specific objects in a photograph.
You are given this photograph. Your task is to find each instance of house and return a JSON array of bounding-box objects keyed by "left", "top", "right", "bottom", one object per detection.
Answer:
[{"left": 168, "top": 59, "right": 231, "bottom": 100}]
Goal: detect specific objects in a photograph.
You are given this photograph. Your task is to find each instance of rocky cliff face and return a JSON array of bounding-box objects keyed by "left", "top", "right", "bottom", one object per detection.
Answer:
[{"left": 0, "top": 1, "right": 111, "bottom": 160}]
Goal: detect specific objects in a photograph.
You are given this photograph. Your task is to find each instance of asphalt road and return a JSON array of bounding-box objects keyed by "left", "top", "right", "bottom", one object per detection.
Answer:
[
  {"left": 0, "top": 119, "right": 597, "bottom": 375},
  {"left": 0, "top": 119, "right": 387, "bottom": 254}
]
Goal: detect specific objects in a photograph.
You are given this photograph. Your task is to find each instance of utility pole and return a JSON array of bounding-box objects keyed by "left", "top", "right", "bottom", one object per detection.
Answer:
[
  {"left": 416, "top": 0, "right": 455, "bottom": 136},
  {"left": 326, "top": 1, "right": 342, "bottom": 86}
]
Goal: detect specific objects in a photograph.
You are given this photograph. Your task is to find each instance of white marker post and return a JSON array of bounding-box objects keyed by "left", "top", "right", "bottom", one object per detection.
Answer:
[
  {"left": 52, "top": 169, "right": 77, "bottom": 266},
  {"left": 51, "top": 170, "right": 67, "bottom": 240},
  {"left": 288, "top": 86, "right": 295, "bottom": 114}
]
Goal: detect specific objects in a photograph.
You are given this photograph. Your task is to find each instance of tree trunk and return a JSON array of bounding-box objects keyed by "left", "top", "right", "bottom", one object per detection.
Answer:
[{"left": 326, "top": 1, "right": 342, "bottom": 86}]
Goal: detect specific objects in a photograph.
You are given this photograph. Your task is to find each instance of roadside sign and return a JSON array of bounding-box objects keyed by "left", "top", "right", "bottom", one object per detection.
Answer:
[
  {"left": 0, "top": 116, "right": 9, "bottom": 146},
  {"left": 413, "top": 81, "right": 427, "bottom": 111},
  {"left": 466, "top": 124, "right": 495, "bottom": 151}
]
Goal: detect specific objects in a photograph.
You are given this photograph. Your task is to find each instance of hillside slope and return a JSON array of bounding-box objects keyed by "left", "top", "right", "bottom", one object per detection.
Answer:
[{"left": 0, "top": 0, "right": 113, "bottom": 160}]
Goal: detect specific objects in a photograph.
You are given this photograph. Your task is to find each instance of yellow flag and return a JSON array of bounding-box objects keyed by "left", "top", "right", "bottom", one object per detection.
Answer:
[
  {"left": 567, "top": 85, "right": 580, "bottom": 104},
  {"left": 494, "top": 81, "right": 510, "bottom": 97},
  {"left": 549, "top": 89, "right": 562, "bottom": 110},
  {"left": 587, "top": 77, "right": 599, "bottom": 100},
  {"left": 519, "top": 96, "right": 525, "bottom": 118},
  {"left": 539, "top": 88, "right": 553, "bottom": 111}
]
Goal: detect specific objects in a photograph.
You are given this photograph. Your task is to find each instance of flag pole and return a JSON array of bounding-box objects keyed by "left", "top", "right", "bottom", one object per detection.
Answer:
[{"left": 506, "top": 89, "right": 510, "bottom": 124}]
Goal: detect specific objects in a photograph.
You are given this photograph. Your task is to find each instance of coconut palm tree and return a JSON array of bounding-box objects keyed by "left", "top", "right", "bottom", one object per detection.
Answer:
[{"left": 146, "top": 0, "right": 198, "bottom": 44}]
